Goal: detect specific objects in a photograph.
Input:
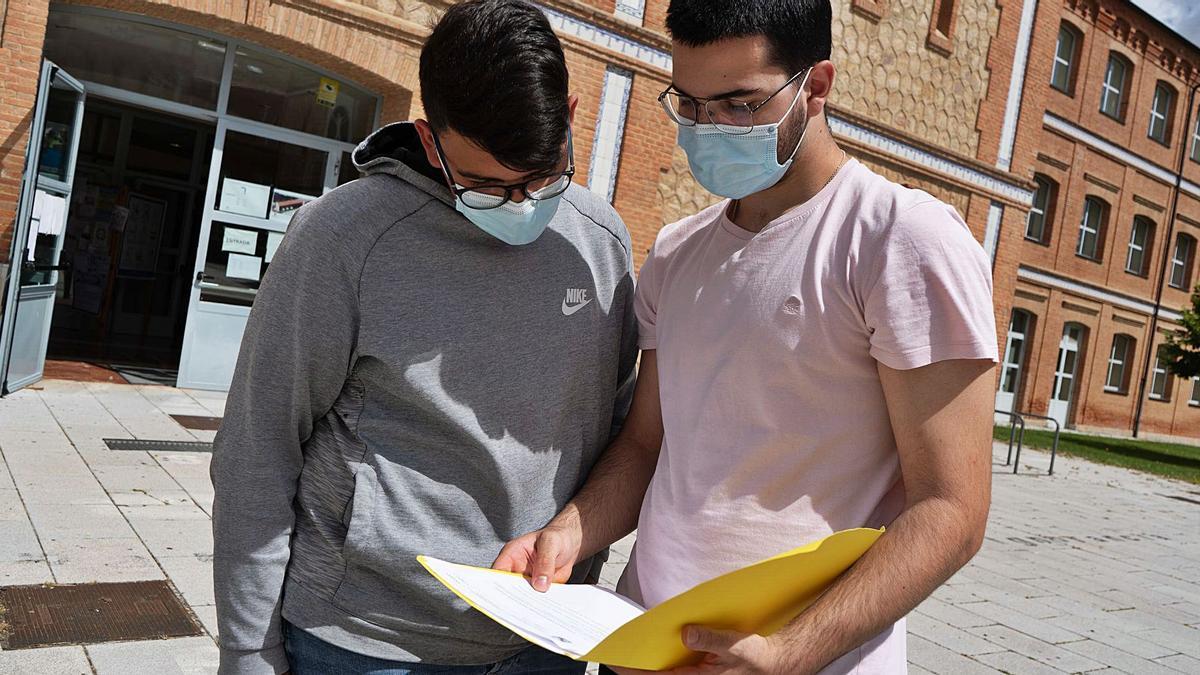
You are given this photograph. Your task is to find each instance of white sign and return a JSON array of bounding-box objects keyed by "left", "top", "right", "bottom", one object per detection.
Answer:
[
  {"left": 270, "top": 188, "right": 318, "bottom": 225},
  {"left": 220, "top": 178, "right": 271, "bottom": 218},
  {"left": 225, "top": 253, "right": 262, "bottom": 281},
  {"left": 265, "top": 231, "right": 285, "bottom": 263},
  {"left": 222, "top": 227, "right": 258, "bottom": 255}
]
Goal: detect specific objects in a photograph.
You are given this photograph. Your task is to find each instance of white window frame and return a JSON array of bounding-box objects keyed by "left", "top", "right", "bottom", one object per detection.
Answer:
[
  {"left": 1190, "top": 376, "right": 1199, "bottom": 406},
  {"left": 1105, "top": 334, "right": 1131, "bottom": 393},
  {"left": 1052, "top": 26, "right": 1076, "bottom": 93},
  {"left": 1170, "top": 235, "right": 1195, "bottom": 289},
  {"left": 1191, "top": 114, "right": 1200, "bottom": 163},
  {"left": 1100, "top": 55, "right": 1127, "bottom": 120},
  {"left": 1125, "top": 217, "right": 1150, "bottom": 275},
  {"left": 1150, "top": 351, "right": 1171, "bottom": 400},
  {"left": 587, "top": 65, "right": 634, "bottom": 204},
  {"left": 1026, "top": 176, "right": 1051, "bottom": 242},
  {"left": 1077, "top": 198, "right": 1103, "bottom": 260},
  {"left": 1148, "top": 83, "right": 1172, "bottom": 144},
  {"left": 1000, "top": 310, "right": 1028, "bottom": 394}
]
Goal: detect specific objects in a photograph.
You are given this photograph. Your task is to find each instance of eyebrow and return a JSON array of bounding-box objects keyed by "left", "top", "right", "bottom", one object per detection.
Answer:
[{"left": 671, "top": 83, "right": 763, "bottom": 101}]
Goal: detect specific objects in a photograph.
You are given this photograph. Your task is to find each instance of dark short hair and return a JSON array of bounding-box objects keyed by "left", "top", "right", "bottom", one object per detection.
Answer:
[
  {"left": 419, "top": 0, "right": 569, "bottom": 174},
  {"left": 666, "top": 0, "right": 832, "bottom": 73}
]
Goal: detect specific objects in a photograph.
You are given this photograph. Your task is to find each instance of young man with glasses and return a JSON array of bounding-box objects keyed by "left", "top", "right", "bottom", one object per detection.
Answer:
[
  {"left": 211, "top": 2, "right": 637, "bottom": 674},
  {"left": 497, "top": 1, "right": 999, "bottom": 672}
]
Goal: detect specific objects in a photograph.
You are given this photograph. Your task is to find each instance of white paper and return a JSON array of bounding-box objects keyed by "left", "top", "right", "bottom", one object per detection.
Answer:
[
  {"left": 220, "top": 178, "right": 272, "bottom": 218},
  {"left": 421, "top": 557, "right": 643, "bottom": 658},
  {"left": 265, "top": 231, "right": 284, "bottom": 263},
  {"left": 225, "top": 253, "right": 262, "bottom": 281},
  {"left": 222, "top": 227, "right": 258, "bottom": 255}
]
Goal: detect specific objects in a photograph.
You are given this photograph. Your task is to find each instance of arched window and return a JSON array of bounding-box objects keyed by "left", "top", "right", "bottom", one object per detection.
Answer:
[
  {"left": 1000, "top": 310, "right": 1033, "bottom": 396},
  {"left": 1077, "top": 197, "right": 1108, "bottom": 261},
  {"left": 1125, "top": 216, "right": 1154, "bottom": 276},
  {"left": 1150, "top": 346, "right": 1174, "bottom": 401},
  {"left": 1052, "top": 24, "right": 1081, "bottom": 94},
  {"left": 1100, "top": 52, "right": 1132, "bottom": 121},
  {"left": 1026, "top": 175, "right": 1056, "bottom": 243},
  {"left": 1170, "top": 233, "right": 1197, "bottom": 289},
  {"left": 1148, "top": 81, "right": 1177, "bottom": 144},
  {"left": 1105, "top": 334, "right": 1135, "bottom": 394}
]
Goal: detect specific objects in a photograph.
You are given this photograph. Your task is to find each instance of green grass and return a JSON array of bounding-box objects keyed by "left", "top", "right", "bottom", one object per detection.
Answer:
[{"left": 993, "top": 425, "right": 1200, "bottom": 484}]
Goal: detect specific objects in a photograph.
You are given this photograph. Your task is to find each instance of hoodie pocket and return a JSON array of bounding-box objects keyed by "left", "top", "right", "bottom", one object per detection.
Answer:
[{"left": 339, "top": 464, "right": 377, "bottom": 566}]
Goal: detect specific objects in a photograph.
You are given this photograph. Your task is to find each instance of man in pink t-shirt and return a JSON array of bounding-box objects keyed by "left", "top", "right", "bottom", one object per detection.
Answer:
[{"left": 495, "top": 1, "right": 999, "bottom": 672}]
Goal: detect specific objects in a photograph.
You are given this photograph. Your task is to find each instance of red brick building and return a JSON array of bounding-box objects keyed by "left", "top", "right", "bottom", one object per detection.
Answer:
[{"left": 997, "top": 0, "right": 1200, "bottom": 441}]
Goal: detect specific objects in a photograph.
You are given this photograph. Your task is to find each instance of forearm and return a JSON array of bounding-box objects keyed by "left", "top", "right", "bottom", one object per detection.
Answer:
[
  {"left": 550, "top": 431, "right": 660, "bottom": 559},
  {"left": 772, "top": 495, "right": 987, "bottom": 673}
]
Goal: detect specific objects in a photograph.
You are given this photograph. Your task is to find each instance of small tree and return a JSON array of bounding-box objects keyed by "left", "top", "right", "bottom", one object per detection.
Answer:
[{"left": 1163, "top": 284, "right": 1200, "bottom": 379}]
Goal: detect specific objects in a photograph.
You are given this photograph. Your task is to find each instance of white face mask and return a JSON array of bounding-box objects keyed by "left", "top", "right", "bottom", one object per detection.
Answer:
[{"left": 676, "top": 69, "right": 811, "bottom": 200}]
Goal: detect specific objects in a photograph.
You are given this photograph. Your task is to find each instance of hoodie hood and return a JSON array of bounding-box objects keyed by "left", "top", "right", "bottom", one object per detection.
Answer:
[{"left": 352, "top": 122, "right": 454, "bottom": 206}]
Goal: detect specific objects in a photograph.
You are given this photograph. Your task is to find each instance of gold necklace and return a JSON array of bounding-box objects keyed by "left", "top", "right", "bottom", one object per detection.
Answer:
[{"left": 729, "top": 149, "right": 848, "bottom": 223}]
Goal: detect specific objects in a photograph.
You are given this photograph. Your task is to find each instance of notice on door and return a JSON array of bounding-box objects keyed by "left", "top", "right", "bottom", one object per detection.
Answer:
[
  {"left": 226, "top": 253, "right": 262, "bottom": 281},
  {"left": 265, "top": 231, "right": 285, "bottom": 263},
  {"left": 220, "top": 178, "right": 271, "bottom": 218},
  {"left": 317, "top": 77, "right": 340, "bottom": 108},
  {"left": 222, "top": 227, "right": 259, "bottom": 255}
]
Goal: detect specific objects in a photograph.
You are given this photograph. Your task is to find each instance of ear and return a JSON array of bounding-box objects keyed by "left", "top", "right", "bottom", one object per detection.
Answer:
[
  {"left": 413, "top": 119, "right": 444, "bottom": 171},
  {"left": 567, "top": 94, "right": 579, "bottom": 125},
  {"left": 806, "top": 61, "right": 835, "bottom": 118}
]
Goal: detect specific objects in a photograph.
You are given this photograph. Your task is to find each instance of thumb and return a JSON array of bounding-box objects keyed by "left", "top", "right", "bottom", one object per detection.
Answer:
[
  {"left": 531, "top": 531, "right": 562, "bottom": 593},
  {"left": 683, "top": 625, "right": 742, "bottom": 654}
]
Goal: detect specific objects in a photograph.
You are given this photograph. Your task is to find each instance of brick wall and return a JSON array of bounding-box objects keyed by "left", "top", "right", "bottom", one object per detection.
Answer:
[
  {"left": 0, "top": 0, "right": 50, "bottom": 271},
  {"left": 1005, "top": 0, "right": 1200, "bottom": 440}
]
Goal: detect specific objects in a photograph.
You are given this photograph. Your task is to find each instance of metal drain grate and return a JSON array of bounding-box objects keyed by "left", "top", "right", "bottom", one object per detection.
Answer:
[
  {"left": 169, "top": 415, "right": 223, "bottom": 431},
  {"left": 104, "top": 439, "right": 214, "bottom": 453},
  {"left": 0, "top": 580, "right": 203, "bottom": 649}
]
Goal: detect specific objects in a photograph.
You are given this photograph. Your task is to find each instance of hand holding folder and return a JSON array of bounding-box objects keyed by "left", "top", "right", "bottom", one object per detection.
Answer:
[{"left": 419, "top": 527, "right": 883, "bottom": 670}]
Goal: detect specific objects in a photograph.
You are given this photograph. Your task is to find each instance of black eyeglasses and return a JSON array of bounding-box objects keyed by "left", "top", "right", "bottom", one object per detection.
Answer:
[
  {"left": 658, "top": 69, "right": 810, "bottom": 135},
  {"left": 432, "top": 128, "right": 576, "bottom": 210}
]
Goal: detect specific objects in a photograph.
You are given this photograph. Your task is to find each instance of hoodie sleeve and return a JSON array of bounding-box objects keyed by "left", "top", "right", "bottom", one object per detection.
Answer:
[{"left": 210, "top": 202, "right": 360, "bottom": 675}]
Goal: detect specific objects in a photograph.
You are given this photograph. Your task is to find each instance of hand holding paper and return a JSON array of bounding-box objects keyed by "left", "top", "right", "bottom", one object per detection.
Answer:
[{"left": 419, "top": 527, "right": 883, "bottom": 671}]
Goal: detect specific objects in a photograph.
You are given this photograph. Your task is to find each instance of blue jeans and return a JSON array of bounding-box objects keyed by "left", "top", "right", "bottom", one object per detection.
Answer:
[{"left": 283, "top": 621, "right": 586, "bottom": 675}]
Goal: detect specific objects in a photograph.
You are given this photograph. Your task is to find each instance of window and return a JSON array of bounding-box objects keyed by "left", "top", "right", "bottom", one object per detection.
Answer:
[
  {"left": 1052, "top": 24, "right": 1079, "bottom": 94},
  {"left": 587, "top": 66, "right": 634, "bottom": 203},
  {"left": 1026, "top": 175, "right": 1054, "bottom": 242},
  {"left": 927, "top": 0, "right": 956, "bottom": 54},
  {"left": 1190, "top": 377, "right": 1199, "bottom": 406},
  {"left": 1125, "top": 217, "right": 1153, "bottom": 276},
  {"left": 1191, "top": 114, "right": 1200, "bottom": 163},
  {"left": 1105, "top": 334, "right": 1134, "bottom": 393},
  {"left": 1149, "top": 348, "right": 1173, "bottom": 401},
  {"left": 1148, "top": 82, "right": 1175, "bottom": 144},
  {"left": 1170, "top": 234, "right": 1196, "bottom": 289},
  {"left": 1000, "top": 310, "right": 1031, "bottom": 394},
  {"left": 1100, "top": 53, "right": 1129, "bottom": 121},
  {"left": 1077, "top": 197, "right": 1106, "bottom": 260}
]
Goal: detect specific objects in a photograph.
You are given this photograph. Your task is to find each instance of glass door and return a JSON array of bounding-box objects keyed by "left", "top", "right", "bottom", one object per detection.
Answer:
[
  {"left": 176, "top": 118, "right": 353, "bottom": 390},
  {"left": 1048, "top": 324, "right": 1083, "bottom": 428},
  {"left": 995, "top": 310, "right": 1030, "bottom": 417},
  {"left": 0, "top": 61, "right": 86, "bottom": 394}
]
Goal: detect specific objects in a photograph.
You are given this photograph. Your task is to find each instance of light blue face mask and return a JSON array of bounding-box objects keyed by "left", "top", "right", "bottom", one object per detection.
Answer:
[
  {"left": 677, "top": 70, "right": 811, "bottom": 200},
  {"left": 451, "top": 190, "right": 563, "bottom": 246}
]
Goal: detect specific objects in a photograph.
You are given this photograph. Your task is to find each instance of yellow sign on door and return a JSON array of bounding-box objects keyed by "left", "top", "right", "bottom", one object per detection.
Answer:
[{"left": 317, "top": 77, "right": 340, "bottom": 108}]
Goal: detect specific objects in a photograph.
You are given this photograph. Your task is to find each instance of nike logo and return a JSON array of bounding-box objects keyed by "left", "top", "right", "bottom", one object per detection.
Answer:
[{"left": 562, "top": 288, "right": 592, "bottom": 316}]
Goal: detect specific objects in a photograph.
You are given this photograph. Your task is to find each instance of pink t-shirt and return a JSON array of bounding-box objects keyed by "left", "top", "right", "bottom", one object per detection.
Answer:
[{"left": 619, "top": 159, "right": 998, "bottom": 673}]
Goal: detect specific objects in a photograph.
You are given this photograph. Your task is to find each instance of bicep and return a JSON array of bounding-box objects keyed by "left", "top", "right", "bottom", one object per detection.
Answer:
[
  {"left": 877, "top": 359, "right": 996, "bottom": 506},
  {"left": 618, "top": 350, "right": 664, "bottom": 455}
]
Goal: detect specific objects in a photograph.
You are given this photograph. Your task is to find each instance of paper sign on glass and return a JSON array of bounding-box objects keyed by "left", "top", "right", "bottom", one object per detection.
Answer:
[
  {"left": 222, "top": 227, "right": 258, "bottom": 255},
  {"left": 265, "top": 231, "right": 285, "bottom": 263},
  {"left": 220, "top": 178, "right": 271, "bottom": 218},
  {"left": 419, "top": 527, "right": 883, "bottom": 671},
  {"left": 225, "top": 253, "right": 262, "bottom": 281}
]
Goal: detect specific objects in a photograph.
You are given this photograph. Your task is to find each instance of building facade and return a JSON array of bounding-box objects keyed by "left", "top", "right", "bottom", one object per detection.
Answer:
[{"left": 997, "top": 0, "right": 1200, "bottom": 441}]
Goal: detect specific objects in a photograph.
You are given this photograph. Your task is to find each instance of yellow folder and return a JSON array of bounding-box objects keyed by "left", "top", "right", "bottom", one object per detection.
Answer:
[{"left": 420, "top": 527, "right": 884, "bottom": 670}]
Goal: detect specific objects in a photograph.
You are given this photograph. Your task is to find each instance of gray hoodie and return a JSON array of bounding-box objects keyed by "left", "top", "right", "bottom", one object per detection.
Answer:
[{"left": 211, "top": 122, "right": 638, "bottom": 674}]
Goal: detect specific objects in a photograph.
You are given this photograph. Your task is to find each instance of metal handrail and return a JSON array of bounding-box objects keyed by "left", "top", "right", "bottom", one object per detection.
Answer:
[
  {"left": 995, "top": 409, "right": 1025, "bottom": 469},
  {"left": 1010, "top": 412, "right": 1061, "bottom": 476}
]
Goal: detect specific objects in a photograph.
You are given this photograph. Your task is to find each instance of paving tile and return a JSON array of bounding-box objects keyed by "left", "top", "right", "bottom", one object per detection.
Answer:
[
  {"left": 42, "top": 537, "right": 162, "bottom": 583},
  {"left": 126, "top": 517, "right": 213, "bottom": 559},
  {"left": 1155, "top": 652, "right": 1200, "bottom": 673},
  {"left": 914, "top": 597, "right": 995, "bottom": 629},
  {"left": 0, "top": 558, "right": 55, "bottom": 586},
  {"left": 158, "top": 553, "right": 216, "bottom": 607},
  {"left": 907, "top": 612, "right": 1006, "bottom": 656},
  {"left": 1060, "top": 639, "right": 1183, "bottom": 675},
  {"left": 86, "top": 636, "right": 218, "bottom": 675},
  {"left": 966, "top": 625, "right": 1106, "bottom": 672},
  {"left": 907, "top": 634, "right": 1003, "bottom": 675},
  {"left": 974, "top": 649, "right": 1065, "bottom": 675},
  {"left": 0, "top": 645, "right": 91, "bottom": 674},
  {"left": 957, "top": 601, "right": 1083, "bottom": 645},
  {"left": 192, "top": 604, "right": 219, "bottom": 640}
]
